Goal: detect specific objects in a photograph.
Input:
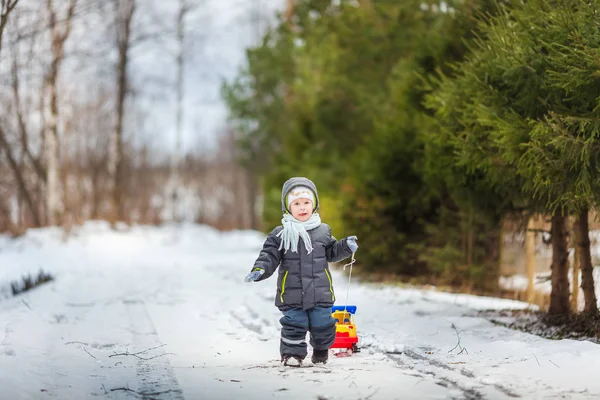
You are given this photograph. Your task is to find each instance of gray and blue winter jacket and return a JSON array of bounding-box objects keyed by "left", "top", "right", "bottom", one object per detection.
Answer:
[{"left": 251, "top": 177, "right": 353, "bottom": 311}]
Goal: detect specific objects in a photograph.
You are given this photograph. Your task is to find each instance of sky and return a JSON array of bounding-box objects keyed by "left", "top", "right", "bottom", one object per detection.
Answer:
[{"left": 130, "top": 0, "right": 285, "bottom": 154}]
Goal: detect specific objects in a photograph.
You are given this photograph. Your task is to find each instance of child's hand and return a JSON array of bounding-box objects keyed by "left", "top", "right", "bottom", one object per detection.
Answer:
[
  {"left": 346, "top": 236, "right": 358, "bottom": 252},
  {"left": 245, "top": 267, "right": 265, "bottom": 282}
]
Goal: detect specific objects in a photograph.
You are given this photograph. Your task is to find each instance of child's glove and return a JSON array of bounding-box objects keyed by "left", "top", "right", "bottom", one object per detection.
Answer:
[
  {"left": 346, "top": 236, "right": 358, "bottom": 252},
  {"left": 244, "top": 267, "right": 265, "bottom": 282}
]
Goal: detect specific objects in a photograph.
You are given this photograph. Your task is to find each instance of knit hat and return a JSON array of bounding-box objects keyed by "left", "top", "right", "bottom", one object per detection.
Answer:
[
  {"left": 286, "top": 185, "right": 315, "bottom": 211},
  {"left": 281, "top": 177, "right": 320, "bottom": 214}
]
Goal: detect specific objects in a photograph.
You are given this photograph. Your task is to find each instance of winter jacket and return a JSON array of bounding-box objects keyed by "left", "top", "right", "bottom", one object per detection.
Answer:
[{"left": 251, "top": 177, "right": 353, "bottom": 311}]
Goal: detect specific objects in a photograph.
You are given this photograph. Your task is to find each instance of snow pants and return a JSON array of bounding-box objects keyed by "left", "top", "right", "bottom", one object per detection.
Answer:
[{"left": 279, "top": 306, "right": 336, "bottom": 359}]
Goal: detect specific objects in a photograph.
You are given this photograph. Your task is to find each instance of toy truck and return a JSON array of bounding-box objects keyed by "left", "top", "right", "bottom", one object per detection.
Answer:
[{"left": 331, "top": 305, "right": 359, "bottom": 354}]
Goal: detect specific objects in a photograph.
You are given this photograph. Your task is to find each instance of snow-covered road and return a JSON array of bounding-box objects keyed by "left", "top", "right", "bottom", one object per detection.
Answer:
[{"left": 1, "top": 223, "right": 599, "bottom": 399}]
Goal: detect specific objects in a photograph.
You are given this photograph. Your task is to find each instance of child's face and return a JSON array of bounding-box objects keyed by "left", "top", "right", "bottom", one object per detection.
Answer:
[{"left": 289, "top": 198, "right": 313, "bottom": 222}]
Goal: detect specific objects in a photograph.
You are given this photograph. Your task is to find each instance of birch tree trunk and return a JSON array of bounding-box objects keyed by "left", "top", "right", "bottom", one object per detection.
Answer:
[
  {"left": 169, "top": 0, "right": 188, "bottom": 223},
  {"left": 44, "top": 0, "right": 77, "bottom": 226},
  {"left": 108, "top": 0, "right": 135, "bottom": 224}
]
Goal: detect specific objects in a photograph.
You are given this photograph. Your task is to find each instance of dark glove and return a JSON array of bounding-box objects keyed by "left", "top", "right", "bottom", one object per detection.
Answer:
[{"left": 245, "top": 267, "right": 265, "bottom": 282}]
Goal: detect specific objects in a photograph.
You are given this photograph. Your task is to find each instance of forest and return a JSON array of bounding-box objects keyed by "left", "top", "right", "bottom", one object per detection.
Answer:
[{"left": 224, "top": 0, "right": 600, "bottom": 320}]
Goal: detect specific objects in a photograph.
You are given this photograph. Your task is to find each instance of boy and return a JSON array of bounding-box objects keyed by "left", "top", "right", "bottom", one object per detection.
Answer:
[{"left": 245, "top": 177, "right": 358, "bottom": 367}]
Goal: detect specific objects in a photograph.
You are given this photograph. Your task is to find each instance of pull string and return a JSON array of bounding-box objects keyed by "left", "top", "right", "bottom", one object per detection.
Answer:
[{"left": 342, "top": 252, "right": 356, "bottom": 313}]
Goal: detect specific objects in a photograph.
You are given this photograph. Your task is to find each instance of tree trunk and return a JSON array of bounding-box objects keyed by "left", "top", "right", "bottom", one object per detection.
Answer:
[
  {"left": 247, "top": 169, "right": 259, "bottom": 230},
  {"left": 284, "top": 0, "right": 294, "bottom": 23},
  {"left": 3, "top": 1, "right": 24, "bottom": 228},
  {"left": 44, "top": 0, "right": 77, "bottom": 226},
  {"left": 169, "top": 0, "right": 187, "bottom": 223},
  {"left": 525, "top": 216, "right": 536, "bottom": 304},
  {"left": 548, "top": 214, "right": 570, "bottom": 315},
  {"left": 498, "top": 218, "right": 504, "bottom": 270},
  {"left": 575, "top": 208, "right": 598, "bottom": 315},
  {"left": 90, "top": 163, "right": 102, "bottom": 219},
  {"left": 12, "top": 51, "right": 46, "bottom": 184},
  {"left": 466, "top": 208, "right": 473, "bottom": 266},
  {"left": 0, "top": 198, "right": 19, "bottom": 235},
  {"left": 45, "top": 112, "right": 60, "bottom": 226},
  {"left": 109, "top": 0, "right": 135, "bottom": 225},
  {"left": 0, "top": 1, "right": 20, "bottom": 57},
  {"left": 0, "top": 126, "right": 41, "bottom": 226}
]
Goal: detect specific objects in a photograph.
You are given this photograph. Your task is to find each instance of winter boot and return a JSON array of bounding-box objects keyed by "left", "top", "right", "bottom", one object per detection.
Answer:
[
  {"left": 281, "top": 355, "right": 303, "bottom": 367},
  {"left": 311, "top": 349, "right": 329, "bottom": 364}
]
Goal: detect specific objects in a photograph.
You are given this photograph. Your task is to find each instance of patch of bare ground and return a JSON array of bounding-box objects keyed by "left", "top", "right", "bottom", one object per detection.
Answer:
[{"left": 476, "top": 309, "right": 600, "bottom": 343}]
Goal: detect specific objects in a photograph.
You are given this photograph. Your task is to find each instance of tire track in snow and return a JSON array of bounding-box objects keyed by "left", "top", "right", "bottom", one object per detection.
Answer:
[
  {"left": 120, "top": 299, "right": 185, "bottom": 399},
  {"left": 384, "top": 348, "right": 521, "bottom": 399}
]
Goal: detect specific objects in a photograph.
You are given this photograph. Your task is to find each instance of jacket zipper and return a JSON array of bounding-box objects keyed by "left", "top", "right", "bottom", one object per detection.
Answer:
[
  {"left": 324, "top": 269, "right": 334, "bottom": 301},
  {"left": 280, "top": 270, "right": 289, "bottom": 303}
]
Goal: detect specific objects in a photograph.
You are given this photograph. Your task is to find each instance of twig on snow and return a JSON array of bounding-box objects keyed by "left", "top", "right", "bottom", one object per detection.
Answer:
[
  {"left": 446, "top": 320, "right": 468, "bottom": 355},
  {"left": 21, "top": 299, "right": 32, "bottom": 310},
  {"left": 109, "top": 344, "right": 173, "bottom": 360},
  {"left": 533, "top": 353, "right": 541, "bottom": 366},
  {"left": 83, "top": 347, "right": 97, "bottom": 359},
  {"left": 243, "top": 364, "right": 281, "bottom": 370},
  {"left": 64, "top": 341, "right": 89, "bottom": 346},
  {"left": 364, "top": 387, "right": 380, "bottom": 399},
  {"left": 110, "top": 387, "right": 182, "bottom": 397},
  {"left": 549, "top": 359, "right": 559, "bottom": 368}
]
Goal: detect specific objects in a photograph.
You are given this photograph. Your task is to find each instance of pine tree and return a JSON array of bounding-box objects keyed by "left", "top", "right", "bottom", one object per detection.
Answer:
[{"left": 428, "top": 0, "right": 600, "bottom": 315}]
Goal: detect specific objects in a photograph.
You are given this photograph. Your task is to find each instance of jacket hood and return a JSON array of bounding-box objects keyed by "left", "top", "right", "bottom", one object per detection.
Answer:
[{"left": 281, "top": 177, "right": 320, "bottom": 214}]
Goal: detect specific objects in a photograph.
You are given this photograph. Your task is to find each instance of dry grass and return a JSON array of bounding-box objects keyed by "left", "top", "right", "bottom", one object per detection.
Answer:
[{"left": 10, "top": 269, "right": 55, "bottom": 296}]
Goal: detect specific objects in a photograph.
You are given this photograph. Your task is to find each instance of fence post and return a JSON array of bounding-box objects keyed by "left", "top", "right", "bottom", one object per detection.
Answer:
[
  {"left": 525, "top": 216, "right": 536, "bottom": 304},
  {"left": 571, "top": 217, "right": 580, "bottom": 312}
]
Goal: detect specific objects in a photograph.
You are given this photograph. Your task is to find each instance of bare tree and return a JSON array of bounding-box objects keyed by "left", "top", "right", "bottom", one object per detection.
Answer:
[
  {"left": 12, "top": 48, "right": 46, "bottom": 184},
  {"left": 0, "top": 123, "right": 41, "bottom": 226},
  {"left": 44, "top": 0, "right": 77, "bottom": 226},
  {"left": 0, "top": 0, "right": 265, "bottom": 234},
  {"left": 168, "top": 0, "right": 192, "bottom": 223},
  {"left": 7, "top": 13, "right": 44, "bottom": 228},
  {"left": 0, "top": 0, "right": 19, "bottom": 56},
  {"left": 108, "top": 0, "right": 135, "bottom": 224},
  {"left": 69, "top": 90, "right": 112, "bottom": 220}
]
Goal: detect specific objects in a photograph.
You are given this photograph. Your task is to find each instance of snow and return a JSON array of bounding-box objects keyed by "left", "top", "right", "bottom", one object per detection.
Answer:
[{"left": 1, "top": 223, "right": 600, "bottom": 399}]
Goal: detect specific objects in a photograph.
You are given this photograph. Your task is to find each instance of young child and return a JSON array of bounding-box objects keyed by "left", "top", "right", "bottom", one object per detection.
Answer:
[{"left": 245, "top": 177, "right": 358, "bottom": 367}]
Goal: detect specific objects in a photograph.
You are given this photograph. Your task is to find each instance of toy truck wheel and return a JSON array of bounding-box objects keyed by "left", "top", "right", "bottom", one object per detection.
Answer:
[{"left": 352, "top": 344, "right": 360, "bottom": 353}]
